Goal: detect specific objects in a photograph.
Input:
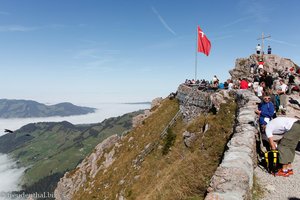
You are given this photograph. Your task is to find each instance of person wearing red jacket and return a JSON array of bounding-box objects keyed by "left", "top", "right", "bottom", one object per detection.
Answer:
[{"left": 240, "top": 78, "right": 249, "bottom": 89}]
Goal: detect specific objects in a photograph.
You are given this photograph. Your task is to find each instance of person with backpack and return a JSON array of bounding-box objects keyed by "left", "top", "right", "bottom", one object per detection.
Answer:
[{"left": 265, "top": 117, "right": 300, "bottom": 177}]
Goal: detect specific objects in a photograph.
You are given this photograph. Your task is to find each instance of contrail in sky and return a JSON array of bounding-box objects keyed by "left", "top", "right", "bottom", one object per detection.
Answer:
[
  {"left": 267, "top": 38, "right": 297, "bottom": 47},
  {"left": 151, "top": 6, "right": 176, "bottom": 36},
  {"left": 222, "top": 16, "right": 254, "bottom": 28},
  {"left": 0, "top": 11, "right": 9, "bottom": 15}
]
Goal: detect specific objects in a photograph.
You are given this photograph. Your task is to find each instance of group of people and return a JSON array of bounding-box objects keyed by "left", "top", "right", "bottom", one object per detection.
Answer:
[
  {"left": 251, "top": 55, "right": 300, "bottom": 177},
  {"left": 256, "top": 44, "right": 272, "bottom": 55},
  {"left": 184, "top": 76, "right": 235, "bottom": 91},
  {"left": 256, "top": 94, "right": 300, "bottom": 177},
  {"left": 242, "top": 75, "right": 299, "bottom": 177},
  {"left": 184, "top": 50, "right": 300, "bottom": 177}
]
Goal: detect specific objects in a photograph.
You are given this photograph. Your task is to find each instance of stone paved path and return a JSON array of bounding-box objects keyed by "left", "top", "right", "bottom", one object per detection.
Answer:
[{"left": 255, "top": 94, "right": 300, "bottom": 200}]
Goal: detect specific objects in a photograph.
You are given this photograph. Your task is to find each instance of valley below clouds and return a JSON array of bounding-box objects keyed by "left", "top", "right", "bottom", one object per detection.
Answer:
[{"left": 0, "top": 103, "right": 150, "bottom": 198}]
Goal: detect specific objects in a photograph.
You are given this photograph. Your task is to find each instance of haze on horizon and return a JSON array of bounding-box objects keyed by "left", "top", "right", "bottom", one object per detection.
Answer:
[{"left": 0, "top": 0, "right": 299, "bottom": 104}]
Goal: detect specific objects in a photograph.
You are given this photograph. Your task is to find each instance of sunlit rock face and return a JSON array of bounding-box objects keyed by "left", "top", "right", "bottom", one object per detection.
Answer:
[{"left": 229, "top": 54, "right": 299, "bottom": 81}]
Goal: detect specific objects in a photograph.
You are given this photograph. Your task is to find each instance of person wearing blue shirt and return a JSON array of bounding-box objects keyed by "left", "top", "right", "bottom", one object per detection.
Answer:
[
  {"left": 256, "top": 95, "right": 275, "bottom": 130},
  {"left": 218, "top": 82, "right": 224, "bottom": 89},
  {"left": 268, "top": 45, "right": 272, "bottom": 54}
]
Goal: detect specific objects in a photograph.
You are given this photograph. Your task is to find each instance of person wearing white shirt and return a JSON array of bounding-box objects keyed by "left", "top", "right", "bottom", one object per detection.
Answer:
[
  {"left": 256, "top": 44, "right": 261, "bottom": 54},
  {"left": 265, "top": 117, "right": 300, "bottom": 176},
  {"left": 228, "top": 81, "right": 233, "bottom": 90},
  {"left": 256, "top": 82, "right": 265, "bottom": 98},
  {"left": 277, "top": 79, "right": 288, "bottom": 114}
]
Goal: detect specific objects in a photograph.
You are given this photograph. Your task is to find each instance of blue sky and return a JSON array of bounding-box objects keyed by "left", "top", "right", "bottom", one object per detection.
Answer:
[{"left": 0, "top": 0, "right": 299, "bottom": 105}]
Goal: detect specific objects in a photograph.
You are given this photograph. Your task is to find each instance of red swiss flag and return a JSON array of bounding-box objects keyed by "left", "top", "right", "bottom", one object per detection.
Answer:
[{"left": 197, "top": 25, "right": 211, "bottom": 56}]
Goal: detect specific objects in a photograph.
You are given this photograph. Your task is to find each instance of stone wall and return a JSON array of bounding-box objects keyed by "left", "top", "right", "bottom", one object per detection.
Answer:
[
  {"left": 176, "top": 84, "right": 217, "bottom": 122},
  {"left": 205, "top": 90, "right": 260, "bottom": 200}
]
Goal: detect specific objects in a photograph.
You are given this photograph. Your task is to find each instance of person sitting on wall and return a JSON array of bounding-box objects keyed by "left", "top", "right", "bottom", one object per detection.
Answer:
[
  {"left": 265, "top": 117, "right": 300, "bottom": 176},
  {"left": 212, "top": 75, "right": 219, "bottom": 88},
  {"left": 255, "top": 95, "right": 275, "bottom": 132},
  {"left": 224, "top": 81, "right": 228, "bottom": 89},
  {"left": 218, "top": 82, "right": 224, "bottom": 89}
]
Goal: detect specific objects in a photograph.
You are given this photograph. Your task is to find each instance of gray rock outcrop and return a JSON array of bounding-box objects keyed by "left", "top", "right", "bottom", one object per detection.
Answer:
[
  {"left": 132, "top": 97, "right": 163, "bottom": 128},
  {"left": 176, "top": 84, "right": 232, "bottom": 122},
  {"left": 54, "top": 135, "right": 120, "bottom": 200},
  {"left": 229, "top": 54, "right": 299, "bottom": 81}
]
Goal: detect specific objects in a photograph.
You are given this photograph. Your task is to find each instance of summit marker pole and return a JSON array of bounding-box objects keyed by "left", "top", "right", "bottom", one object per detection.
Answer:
[
  {"left": 257, "top": 32, "right": 271, "bottom": 57},
  {"left": 195, "top": 26, "right": 198, "bottom": 81}
]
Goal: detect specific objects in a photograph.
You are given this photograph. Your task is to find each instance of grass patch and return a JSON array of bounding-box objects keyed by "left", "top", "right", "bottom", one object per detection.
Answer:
[{"left": 162, "top": 128, "right": 176, "bottom": 155}]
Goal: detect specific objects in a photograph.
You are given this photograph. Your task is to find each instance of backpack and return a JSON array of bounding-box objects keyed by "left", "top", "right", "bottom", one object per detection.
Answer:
[{"left": 263, "top": 150, "right": 279, "bottom": 174}]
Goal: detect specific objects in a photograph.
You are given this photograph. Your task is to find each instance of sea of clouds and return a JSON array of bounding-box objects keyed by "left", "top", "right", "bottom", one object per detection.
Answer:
[
  {"left": 0, "top": 103, "right": 150, "bottom": 199},
  {"left": 0, "top": 154, "right": 25, "bottom": 200}
]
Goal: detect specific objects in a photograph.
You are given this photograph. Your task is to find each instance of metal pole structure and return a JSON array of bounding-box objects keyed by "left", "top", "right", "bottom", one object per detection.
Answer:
[
  {"left": 261, "top": 32, "right": 264, "bottom": 56},
  {"left": 195, "top": 26, "right": 198, "bottom": 81},
  {"left": 257, "top": 32, "right": 271, "bottom": 58}
]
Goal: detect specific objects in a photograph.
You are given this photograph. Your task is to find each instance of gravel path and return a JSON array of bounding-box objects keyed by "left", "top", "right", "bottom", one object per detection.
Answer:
[
  {"left": 255, "top": 152, "right": 300, "bottom": 199},
  {"left": 255, "top": 94, "right": 300, "bottom": 200}
]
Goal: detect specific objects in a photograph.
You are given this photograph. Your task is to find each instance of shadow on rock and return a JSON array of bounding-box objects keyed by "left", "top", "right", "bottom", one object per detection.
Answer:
[{"left": 296, "top": 142, "right": 300, "bottom": 152}]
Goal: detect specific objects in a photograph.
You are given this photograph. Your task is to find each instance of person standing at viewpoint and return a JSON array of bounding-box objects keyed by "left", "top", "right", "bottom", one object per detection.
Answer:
[{"left": 256, "top": 44, "right": 262, "bottom": 54}]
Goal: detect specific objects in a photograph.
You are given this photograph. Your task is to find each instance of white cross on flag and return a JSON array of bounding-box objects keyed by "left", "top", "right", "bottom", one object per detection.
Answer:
[{"left": 197, "top": 25, "right": 211, "bottom": 56}]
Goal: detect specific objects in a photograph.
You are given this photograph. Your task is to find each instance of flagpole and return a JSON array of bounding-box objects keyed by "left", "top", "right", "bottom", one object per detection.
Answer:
[{"left": 195, "top": 26, "right": 198, "bottom": 81}]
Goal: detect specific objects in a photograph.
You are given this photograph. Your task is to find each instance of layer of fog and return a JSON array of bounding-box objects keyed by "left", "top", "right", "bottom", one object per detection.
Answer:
[
  {"left": 0, "top": 103, "right": 150, "bottom": 197},
  {"left": 0, "top": 154, "right": 25, "bottom": 200},
  {"left": 0, "top": 103, "right": 150, "bottom": 136}
]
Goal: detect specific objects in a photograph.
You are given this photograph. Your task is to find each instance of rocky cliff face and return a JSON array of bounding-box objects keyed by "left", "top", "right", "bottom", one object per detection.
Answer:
[
  {"left": 131, "top": 97, "right": 163, "bottom": 128},
  {"left": 229, "top": 54, "right": 299, "bottom": 80},
  {"left": 54, "top": 135, "right": 120, "bottom": 200}
]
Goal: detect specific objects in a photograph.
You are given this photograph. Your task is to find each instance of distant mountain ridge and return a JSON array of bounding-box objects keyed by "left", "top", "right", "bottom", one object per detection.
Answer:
[{"left": 0, "top": 99, "right": 96, "bottom": 118}]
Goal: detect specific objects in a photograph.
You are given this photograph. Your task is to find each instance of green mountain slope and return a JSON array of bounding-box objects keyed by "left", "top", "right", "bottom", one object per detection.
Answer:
[
  {"left": 0, "top": 110, "right": 143, "bottom": 193},
  {"left": 57, "top": 96, "right": 237, "bottom": 200},
  {"left": 0, "top": 99, "right": 96, "bottom": 118}
]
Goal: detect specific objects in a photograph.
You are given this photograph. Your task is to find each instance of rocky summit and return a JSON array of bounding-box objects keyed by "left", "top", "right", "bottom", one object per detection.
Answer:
[{"left": 229, "top": 54, "right": 299, "bottom": 81}]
